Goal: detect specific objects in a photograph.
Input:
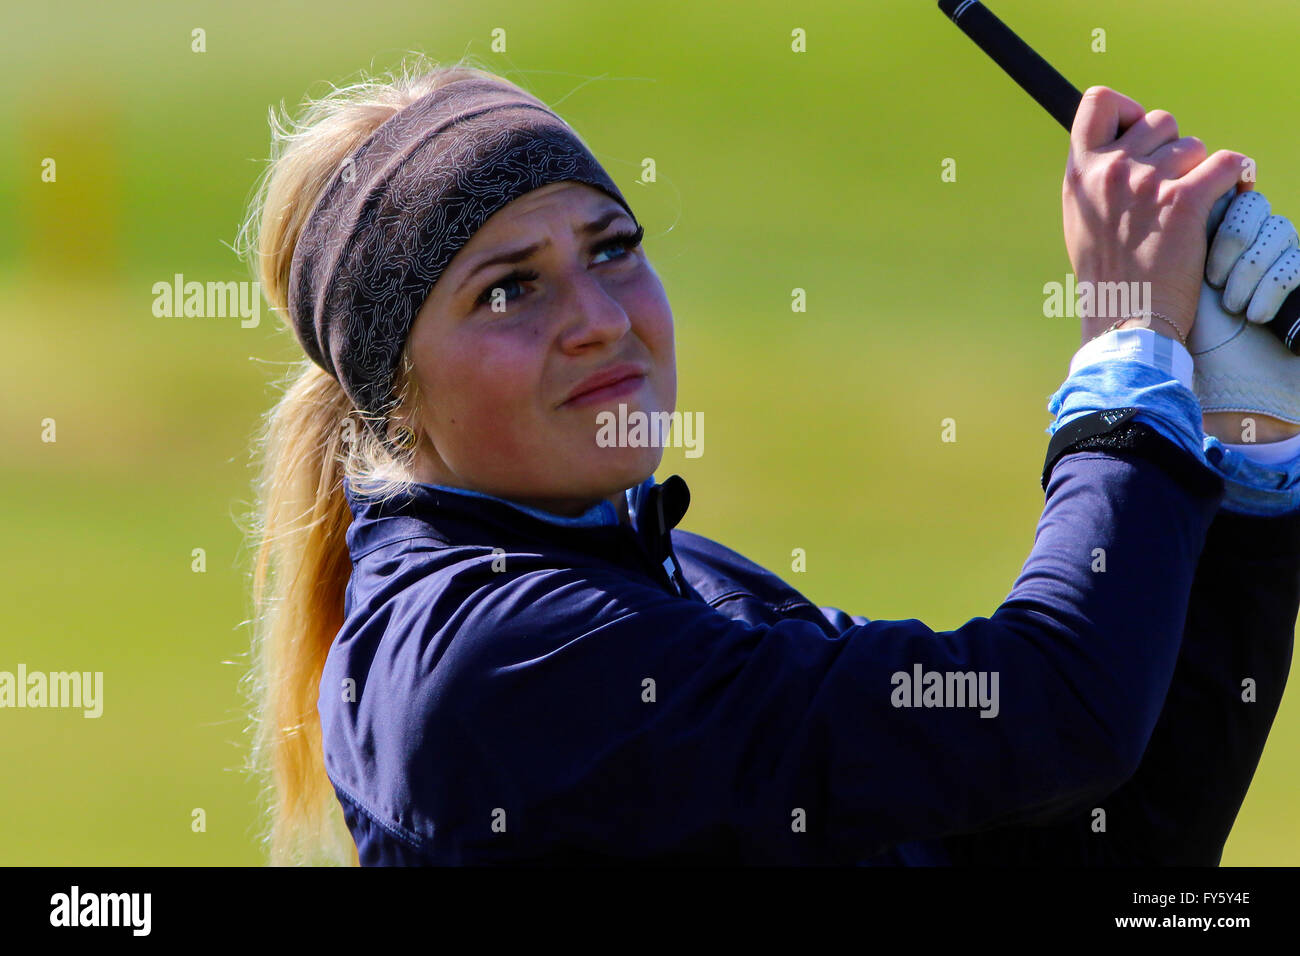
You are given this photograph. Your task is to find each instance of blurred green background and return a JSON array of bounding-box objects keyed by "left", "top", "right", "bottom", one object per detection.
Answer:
[{"left": 1, "top": 0, "right": 1295, "bottom": 865}]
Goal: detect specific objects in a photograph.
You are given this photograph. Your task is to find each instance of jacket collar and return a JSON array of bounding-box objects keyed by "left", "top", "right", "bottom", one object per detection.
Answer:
[
  {"left": 341, "top": 472, "right": 690, "bottom": 577},
  {"left": 343, "top": 473, "right": 653, "bottom": 536},
  {"left": 417, "top": 475, "right": 657, "bottom": 529}
]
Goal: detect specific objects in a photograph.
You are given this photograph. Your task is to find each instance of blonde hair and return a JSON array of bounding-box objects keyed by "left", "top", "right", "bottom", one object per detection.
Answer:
[{"left": 235, "top": 53, "right": 530, "bottom": 866}]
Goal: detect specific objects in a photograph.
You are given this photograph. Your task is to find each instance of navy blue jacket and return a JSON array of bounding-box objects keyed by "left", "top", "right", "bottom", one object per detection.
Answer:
[{"left": 318, "top": 432, "right": 1300, "bottom": 865}]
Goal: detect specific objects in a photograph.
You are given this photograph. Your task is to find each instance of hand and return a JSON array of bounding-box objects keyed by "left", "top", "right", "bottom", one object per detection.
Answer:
[
  {"left": 1205, "top": 190, "right": 1300, "bottom": 318},
  {"left": 1191, "top": 190, "right": 1300, "bottom": 441},
  {"left": 1062, "top": 86, "right": 1253, "bottom": 346}
]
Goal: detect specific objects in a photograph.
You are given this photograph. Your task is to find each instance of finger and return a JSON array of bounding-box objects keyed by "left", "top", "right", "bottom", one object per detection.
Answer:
[
  {"left": 1148, "top": 135, "right": 1207, "bottom": 179},
  {"left": 1179, "top": 149, "right": 1253, "bottom": 220},
  {"left": 1205, "top": 187, "right": 1237, "bottom": 237},
  {"left": 1224, "top": 214, "right": 1299, "bottom": 312},
  {"left": 1071, "top": 86, "right": 1145, "bottom": 156},
  {"left": 1206, "top": 190, "right": 1270, "bottom": 287},
  {"left": 1114, "top": 108, "right": 1180, "bottom": 157},
  {"left": 1247, "top": 247, "right": 1300, "bottom": 324}
]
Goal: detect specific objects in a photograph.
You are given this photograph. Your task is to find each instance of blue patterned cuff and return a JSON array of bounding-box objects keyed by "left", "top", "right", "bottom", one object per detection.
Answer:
[
  {"left": 1204, "top": 433, "right": 1300, "bottom": 516},
  {"left": 1046, "top": 329, "right": 1206, "bottom": 466},
  {"left": 1045, "top": 327, "right": 1300, "bottom": 516}
]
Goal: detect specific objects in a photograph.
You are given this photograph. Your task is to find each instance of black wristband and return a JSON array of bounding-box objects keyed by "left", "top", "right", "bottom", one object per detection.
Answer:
[{"left": 1042, "top": 408, "right": 1225, "bottom": 499}]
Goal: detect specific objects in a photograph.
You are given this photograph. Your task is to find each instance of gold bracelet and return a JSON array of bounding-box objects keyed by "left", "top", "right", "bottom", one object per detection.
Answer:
[{"left": 1092, "top": 310, "right": 1188, "bottom": 345}]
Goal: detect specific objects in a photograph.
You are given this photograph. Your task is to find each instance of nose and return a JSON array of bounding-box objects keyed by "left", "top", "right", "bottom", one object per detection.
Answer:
[{"left": 555, "top": 268, "right": 632, "bottom": 352}]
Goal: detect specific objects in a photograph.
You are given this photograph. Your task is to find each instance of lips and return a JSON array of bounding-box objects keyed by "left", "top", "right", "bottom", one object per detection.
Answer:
[{"left": 560, "top": 362, "right": 648, "bottom": 407}]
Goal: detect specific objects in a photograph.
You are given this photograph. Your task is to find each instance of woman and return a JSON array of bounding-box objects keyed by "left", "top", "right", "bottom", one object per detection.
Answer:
[{"left": 240, "top": 56, "right": 1300, "bottom": 865}]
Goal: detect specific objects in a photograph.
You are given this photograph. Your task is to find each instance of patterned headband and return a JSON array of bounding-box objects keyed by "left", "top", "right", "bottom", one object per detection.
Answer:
[{"left": 287, "top": 72, "right": 640, "bottom": 438}]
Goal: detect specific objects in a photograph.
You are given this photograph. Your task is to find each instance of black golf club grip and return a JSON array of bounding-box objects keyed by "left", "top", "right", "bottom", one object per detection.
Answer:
[
  {"left": 937, "top": 0, "right": 1300, "bottom": 353},
  {"left": 937, "top": 0, "right": 1081, "bottom": 132}
]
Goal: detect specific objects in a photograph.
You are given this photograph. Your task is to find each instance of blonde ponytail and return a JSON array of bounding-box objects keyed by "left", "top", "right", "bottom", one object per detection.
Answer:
[{"left": 236, "top": 53, "right": 524, "bottom": 865}]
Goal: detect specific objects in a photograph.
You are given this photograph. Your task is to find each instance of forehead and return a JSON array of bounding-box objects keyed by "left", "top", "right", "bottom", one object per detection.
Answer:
[{"left": 468, "top": 181, "right": 618, "bottom": 240}]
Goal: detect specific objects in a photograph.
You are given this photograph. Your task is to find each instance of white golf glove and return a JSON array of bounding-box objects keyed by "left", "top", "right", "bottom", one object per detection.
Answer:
[{"left": 1189, "top": 189, "right": 1300, "bottom": 425}]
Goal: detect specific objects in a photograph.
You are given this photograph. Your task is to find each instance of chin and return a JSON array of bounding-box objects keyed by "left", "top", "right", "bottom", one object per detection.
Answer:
[{"left": 580, "top": 444, "right": 663, "bottom": 490}]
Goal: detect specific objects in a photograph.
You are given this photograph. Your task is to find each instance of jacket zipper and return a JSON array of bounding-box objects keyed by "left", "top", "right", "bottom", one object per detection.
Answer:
[{"left": 617, "top": 525, "right": 696, "bottom": 600}]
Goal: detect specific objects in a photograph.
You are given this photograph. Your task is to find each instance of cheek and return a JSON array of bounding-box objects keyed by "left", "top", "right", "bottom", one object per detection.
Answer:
[
  {"left": 632, "top": 271, "right": 673, "bottom": 344},
  {"left": 429, "top": 334, "right": 546, "bottom": 443},
  {"left": 629, "top": 275, "right": 676, "bottom": 400}
]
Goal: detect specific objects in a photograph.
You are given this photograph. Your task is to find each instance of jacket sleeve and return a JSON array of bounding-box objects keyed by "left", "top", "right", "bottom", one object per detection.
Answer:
[
  {"left": 931, "top": 324, "right": 1299, "bottom": 863},
  {"left": 416, "top": 444, "right": 1226, "bottom": 864},
  {"left": 943, "top": 504, "right": 1300, "bottom": 865},
  {"left": 818, "top": 605, "right": 870, "bottom": 632}
]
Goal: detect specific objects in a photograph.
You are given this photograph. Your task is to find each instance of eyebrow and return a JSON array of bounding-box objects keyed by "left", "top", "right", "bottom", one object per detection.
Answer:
[{"left": 455, "top": 208, "right": 632, "bottom": 295}]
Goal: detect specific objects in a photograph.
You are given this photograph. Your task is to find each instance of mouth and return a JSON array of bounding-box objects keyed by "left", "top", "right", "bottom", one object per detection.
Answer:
[{"left": 559, "top": 367, "right": 649, "bottom": 409}]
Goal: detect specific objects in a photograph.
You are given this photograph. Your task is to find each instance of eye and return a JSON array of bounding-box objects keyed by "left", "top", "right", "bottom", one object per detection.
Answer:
[
  {"left": 475, "top": 269, "right": 538, "bottom": 308},
  {"left": 591, "top": 224, "right": 645, "bottom": 265},
  {"left": 473, "top": 224, "right": 646, "bottom": 310}
]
